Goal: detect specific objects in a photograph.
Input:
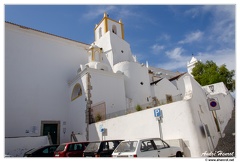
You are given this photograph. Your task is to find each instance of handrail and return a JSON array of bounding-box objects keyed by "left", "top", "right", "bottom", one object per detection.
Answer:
[
  {"left": 47, "top": 132, "right": 53, "bottom": 145},
  {"left": 71, "top": 132, "right": 78, "bottom": 142}
]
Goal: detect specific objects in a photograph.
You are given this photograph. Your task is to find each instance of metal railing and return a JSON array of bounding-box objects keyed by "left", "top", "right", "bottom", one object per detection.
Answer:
[
  {"left": 105, "top": 94, "right": 183, "bottom": 120},
  {"left": 47, "top": 132, "right": 53, "bottom": 145},
  {"left": 71, "top": 132, "right": 78, "bottom": 142}
]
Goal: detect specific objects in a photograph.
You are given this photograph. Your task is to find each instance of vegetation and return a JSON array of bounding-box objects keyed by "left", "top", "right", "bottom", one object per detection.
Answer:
[
  {"left": 135, "top": 104, "right": 143, "bottom": 111},
  {"left": 95, "top": 113, "right": 102, "bottom": 122},
  {"left": 191, "top": 60, "right": 235, "bottom": 91}
]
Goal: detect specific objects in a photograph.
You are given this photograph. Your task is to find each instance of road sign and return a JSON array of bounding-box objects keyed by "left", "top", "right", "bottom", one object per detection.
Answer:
[
  {"left": 99, "top": 124, "right": 104, "bottom": 133},
  {"left": 207, "top": 98, "right": 220, "bottom": 111},
  {"left": 154, "top": 108, "right": 162, "bottom": 117}
]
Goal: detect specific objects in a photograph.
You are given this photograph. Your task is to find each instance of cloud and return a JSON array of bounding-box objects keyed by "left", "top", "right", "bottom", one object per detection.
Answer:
[
  {"left": 157, "top": 47, "right": 189, "bottom": 71},
  {"left": 197, "top": 48, "right": 236, "bottom": 71},
  {"left": 184, "top": 7, "right": 200, "bottom": 18},
  {"left": 178, "top": 30, "right": 203, "bottom": 44},
  {"left": 151, "top": 44, "right": 165, "bottom": 54},
  {"left": 157, "top": 61, "right": 188, "bottom": 72},
  {"left": 132, "top": 51, "right": 148, "bottom": 63},
  {"left": 81, "top": 6, "right": 117, "bottom": 20},
  {"left": 157, "top": 47, "right": 235, "bottom": 72},
  {"left": 156, "top": 33, "right": 171, "bottom": 41},
  {"left": 81, "top": 5, "right": 144, "bottom": 23},
  {"left": 185, "top": 5, "right": 235, "bottom": 47},
  {"left": 165, "top": 47, "right": 185, "bottom": 60},
  {"left": 208, "top": 6, "right": 235, "bottom": 46}
]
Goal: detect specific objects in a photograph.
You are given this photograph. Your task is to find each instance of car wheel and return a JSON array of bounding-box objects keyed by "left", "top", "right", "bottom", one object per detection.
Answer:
[{"left": 176, "top": 151, "right": 183, "bottom": 157}]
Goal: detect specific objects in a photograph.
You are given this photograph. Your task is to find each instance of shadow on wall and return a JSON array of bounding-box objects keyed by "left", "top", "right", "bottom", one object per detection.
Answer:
[
  {"left": 89, "top": 123, "right": 101, "bottom": 141},
  {"left": 183, "top": 141, "right": 191, "bottom": 157},
  {"left": 165, "top": 139, "right": 191, "bottom": 157}
]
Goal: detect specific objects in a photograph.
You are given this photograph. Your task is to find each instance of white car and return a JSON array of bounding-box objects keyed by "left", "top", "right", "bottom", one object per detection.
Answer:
[{"left": 112, "top": 138, "right": 183, "bottom": 157}]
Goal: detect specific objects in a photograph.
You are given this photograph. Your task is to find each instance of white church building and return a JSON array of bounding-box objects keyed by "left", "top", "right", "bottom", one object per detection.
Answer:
[{"left": 5, "top": 13, "right": 234, "bottom": 157}]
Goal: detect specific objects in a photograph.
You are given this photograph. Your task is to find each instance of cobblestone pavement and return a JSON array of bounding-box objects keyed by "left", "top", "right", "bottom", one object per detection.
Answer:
[{"left": 213, "top": 107, "right": 235, "bottom": 157}]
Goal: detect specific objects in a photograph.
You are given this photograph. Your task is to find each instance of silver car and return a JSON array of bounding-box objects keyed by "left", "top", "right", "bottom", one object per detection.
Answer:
[{"left": 112, "top": 138, "right": 183, "bottom": 157}]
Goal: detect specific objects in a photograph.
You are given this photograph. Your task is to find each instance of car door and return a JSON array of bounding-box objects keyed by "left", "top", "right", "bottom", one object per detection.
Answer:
[
  {"left": 40, "top": 146, "right": 56, "bottom": 157},
  {"left": 67, "top": 143, "right": 84, "bottom": 157},
  {"left": 138, "top": 140, "right": 158, "bottom": 157},
  {"left": 99, "top": 141, "right": 120, "bottom": 157},
  {"left": 152, "top": 139, "right": 172, "bottom": 157},
  {"left": 66, "top": 144, "right": 76, "bottom": 157}
]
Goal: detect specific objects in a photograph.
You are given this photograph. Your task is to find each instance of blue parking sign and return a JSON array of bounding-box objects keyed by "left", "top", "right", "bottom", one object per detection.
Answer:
[
  {"left": 154, "top": 108, "right": 162, "bottom": 117},
  {"left": 99, "top": 124, "right": 104, "bottom": 132}
]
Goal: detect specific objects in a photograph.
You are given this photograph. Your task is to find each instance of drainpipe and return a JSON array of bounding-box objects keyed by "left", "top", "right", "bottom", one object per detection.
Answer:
[{"left": 85, "top": 72, "right": 93, "bottom": 141}]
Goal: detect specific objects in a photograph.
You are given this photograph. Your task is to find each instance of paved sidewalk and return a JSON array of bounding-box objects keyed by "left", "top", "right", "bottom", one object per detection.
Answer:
[{"left": 213, "top": 107, "right": 235, "bottom": 157}]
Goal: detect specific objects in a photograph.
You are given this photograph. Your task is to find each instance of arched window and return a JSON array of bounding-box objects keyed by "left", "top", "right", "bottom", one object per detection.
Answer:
[
  {"left": 99, "top": 27, "right": 102, "bottom": 39},
  {"left": 71, "top": 83, "right": 82, "bottom": 101},
  {"left": 112, "top": 25, "right": 117, "bottom": 34}
]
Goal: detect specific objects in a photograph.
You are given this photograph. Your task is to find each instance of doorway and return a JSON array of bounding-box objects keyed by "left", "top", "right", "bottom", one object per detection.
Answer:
[{"left": 41, "top": 121, "right": 60, "bottom": 144}]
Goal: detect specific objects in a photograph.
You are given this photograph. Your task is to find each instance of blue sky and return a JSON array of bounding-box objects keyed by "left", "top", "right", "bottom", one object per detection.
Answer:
[{"left": 4, "top": 4, "right": 236, "bottom": 73}]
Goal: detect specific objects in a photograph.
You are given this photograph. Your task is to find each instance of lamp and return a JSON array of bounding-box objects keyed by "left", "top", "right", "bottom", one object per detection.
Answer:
[{"left": 209, "top": 85, "right": 214, "bottom": 92}]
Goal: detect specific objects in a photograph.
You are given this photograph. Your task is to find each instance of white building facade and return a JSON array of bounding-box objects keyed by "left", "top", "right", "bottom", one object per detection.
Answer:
[{"left": 5, "top": 13, "right": 234, "bottom": 157}]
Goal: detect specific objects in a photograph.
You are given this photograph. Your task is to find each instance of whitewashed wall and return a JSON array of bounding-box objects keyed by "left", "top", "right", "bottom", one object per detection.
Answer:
[
  {"left": 153, "top": 78, "right": 182, "bottom": 101},
  {"left": 95, "top": 31, "right": 113, "bottom": 68},
  {"left": 95, "top": 20, "right": 106, "bottom": 41},
  {"left": 68, "top": 73, "right": 88, "bottom": 142},
  {"left": 107, "top": 19, "right": 123, "bottom": 39},
  {"left": 5, "top": 136, "right": 49, "bottom": 157},
  {"left": 95, "top": 31, "right": 134, "bottom": 69},
  {"left": 208, "top": 93, "right": 234, "bottom": 133},
  {"left": 88, "top": 68, "right": 126, "bottom": 115},
  {"left": 181, "top": 76, "right": 219, "bottom": 155},
  {"left": 5, "top": 23, "right": 89, "bottom": 143},
  {"left": 109, "top": 32, "right": 134, "bottom": 65},
  {"left": 113, "top": 61, "right": 152, "bottom": 107},
  {"left": 89, "top": 100, "right": 197, "bottom": 157},
  {"left": 68, "top": 67, "right": 126, "bottom": 140},
  {"left": 89, "top": 75, "right": 234, "bottom": 157}
]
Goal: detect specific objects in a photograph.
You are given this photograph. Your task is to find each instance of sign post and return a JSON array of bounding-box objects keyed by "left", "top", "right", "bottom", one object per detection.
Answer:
[
  {"left": 154, "top": 108, "right": 163, "bottom": 139},
  {"left": 99, "top": 124, "right": 104, "bottom": 140},
  {"left": 207, "top": 98, "right": 222, "bottom": 138}
]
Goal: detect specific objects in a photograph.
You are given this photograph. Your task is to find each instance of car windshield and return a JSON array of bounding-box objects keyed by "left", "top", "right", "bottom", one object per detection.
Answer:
[
  {"left": 84, "top": 142, "right": 100, "bottom": 152},
  {"left": 114, "top": 141, "right": 138, "bottom": 153},
  {"left": 55, "top": 144, "right": 66, "bottom": 151}
]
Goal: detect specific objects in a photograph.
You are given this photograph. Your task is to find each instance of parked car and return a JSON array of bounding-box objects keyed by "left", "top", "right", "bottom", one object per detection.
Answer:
[
  {"left": 23, "top": 144, "right": 59, "bottom": 157},
  {"left": 83, "top": 140, "right": 123, "bottom": 157},
  {"left": 54, "top": 141, "right": 89, "bottom": 157},
  {"left": 112, "top": 138, "right": 184, "bottom": 157}
]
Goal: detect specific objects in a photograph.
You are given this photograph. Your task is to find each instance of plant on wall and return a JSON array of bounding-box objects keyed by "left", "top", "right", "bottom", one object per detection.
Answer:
[
  {"left": 95, "top": 113, "right": 102, "bottom": 122},
  {"left": 135, "top": 104, "right": 142, "bottom": 111}
]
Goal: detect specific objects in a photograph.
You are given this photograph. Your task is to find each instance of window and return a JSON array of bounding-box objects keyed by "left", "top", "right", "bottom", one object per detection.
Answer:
[
  {"left": 114, "top": 141, "right": 137, "bottom": 153},
  {"left": 49, "top": 146, "right": 57, "bottom": 153},
  {"left": 108, "top": 141, "right": 119, "bottom": 150},
  {"left": 75, "top": 144, "right": 83, "bottom": 150},
  {"left": 42, "top": 148, "right": 49, "bottom": 154},
  {"left": 68, "top": 144, "right": 75, "bottom": 151},
  {"left": 112, "top": 25, "right": 117, "bottom": 34},
  {"left": 99, "top": 27, "right": 102, "bottom": 38},
  {"left": 140, "top": 140, "right": 154, "bottom": 152},
  {"left": 71, "top": 83, "right": 82, "bottom": 101},
  {"left": 153, "top": 139, "right": 169, "bottom": 150},
  {"left": 102, "top": 142, "right": 109, "bottom": 151}
]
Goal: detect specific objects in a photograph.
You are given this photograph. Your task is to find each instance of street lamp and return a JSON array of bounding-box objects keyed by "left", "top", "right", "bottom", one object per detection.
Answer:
[{"left": 209, "top": 85, "right": 214, "bottom": 92}]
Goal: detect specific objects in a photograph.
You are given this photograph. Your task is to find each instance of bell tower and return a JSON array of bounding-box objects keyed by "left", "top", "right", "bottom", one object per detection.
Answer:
[
  {"left": 92, "top": 12, "right": 134, "bottom": 69},
  {"left": 94, "top": 12, "right": 124, "bottom": 41},
  {"left": 187, "top": 55, "right": 198, "bottom": 76}
]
